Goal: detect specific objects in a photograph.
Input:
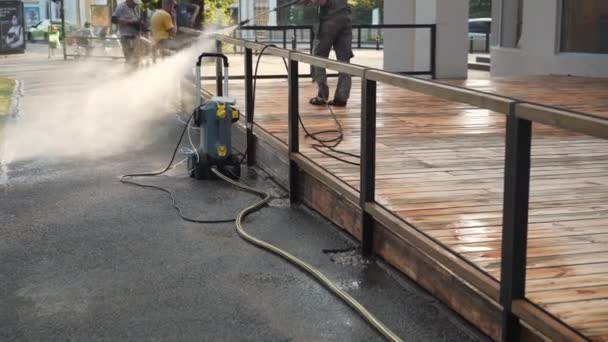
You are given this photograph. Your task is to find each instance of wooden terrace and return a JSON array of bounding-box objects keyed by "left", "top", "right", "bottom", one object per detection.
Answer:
[{"left": 195, "top": 40, "right": 608, "bottom": 341}]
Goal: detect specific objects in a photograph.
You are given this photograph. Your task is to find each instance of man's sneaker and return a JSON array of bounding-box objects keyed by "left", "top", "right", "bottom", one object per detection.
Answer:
[
  {"left": 309, "top": 97, "right": 327, "bottom": 106},
  {"left": 328, "top": 98, "right": 347, "bottom": 107}
]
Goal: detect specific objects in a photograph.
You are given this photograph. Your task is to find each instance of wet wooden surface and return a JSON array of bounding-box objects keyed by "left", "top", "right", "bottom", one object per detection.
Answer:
[{"left": 205, "top": 75, "right": 608, "bottom": 340}]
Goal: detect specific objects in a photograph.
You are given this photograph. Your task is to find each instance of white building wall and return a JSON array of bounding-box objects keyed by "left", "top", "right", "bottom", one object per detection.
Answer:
[
  {"left": 491, "top": 0, "right": 608, "bottom": 77},
  {"left": 384, "top": 0, "right": 469, "bottom": 79},
  {"left": 383, "top": 0, "right": 416, "bottom": 74}
]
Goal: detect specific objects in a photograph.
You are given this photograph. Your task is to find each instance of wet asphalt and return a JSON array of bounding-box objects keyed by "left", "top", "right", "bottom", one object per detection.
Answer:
[{"left": 0, "top": 49, "right": 490, "bottom": 342}]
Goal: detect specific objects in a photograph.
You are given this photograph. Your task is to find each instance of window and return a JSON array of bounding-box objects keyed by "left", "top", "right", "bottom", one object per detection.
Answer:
[
  {"left": 561, "top": 0, "right": 608, "bottom": 53},
  {"left": 469, "top": 21, "right": 490, "bottom": 34}
]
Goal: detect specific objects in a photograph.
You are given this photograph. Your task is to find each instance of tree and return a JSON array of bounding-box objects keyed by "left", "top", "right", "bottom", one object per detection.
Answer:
[
  {"left": 348, "top": 0, "right": 383, "bottom": 10},
  {"left": 348, "top": 0, "right": 383, "bottom": 25},
  {"left": 470, "top": 0, "right": 491, "bottom": 18},
  {"left": 204, "top": 0, "right": 236, "bottom": 26}
]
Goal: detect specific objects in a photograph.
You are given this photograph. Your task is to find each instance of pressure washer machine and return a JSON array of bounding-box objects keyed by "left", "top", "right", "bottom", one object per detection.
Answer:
[{"left": 188, "top": 53, "right": 241, "bottom": 180}]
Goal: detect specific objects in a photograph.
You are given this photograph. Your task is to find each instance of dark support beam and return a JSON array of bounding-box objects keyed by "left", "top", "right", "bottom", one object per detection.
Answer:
[
  {"left": 60, "top": 0, "right": 67, "bottom": 60},
  {"left": 245, "top": 48, "right": 255, "bottom": 166},
  {"left": 288, "top": 59, "right": 300, "bottom": 203},
  {"left": 283, "top": 28, "right": 287, "bottom": 49},
  {"left": 215, "top": 40, "right": 223, "bottom": 96},
  {"left": 499, "top": 103, "right": 532, "bottom": 342},
  {"left": 309, "top": 28, "right": 314, "bottom": 78},
  {"left": 360, "top": 79, "right": 377, "bottom": 256},
  {"left": 430, "top": 26, "right": 437, "bottom": 79}
]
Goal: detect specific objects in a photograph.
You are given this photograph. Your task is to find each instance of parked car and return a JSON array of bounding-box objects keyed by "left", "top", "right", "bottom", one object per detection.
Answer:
[
  {"left": 27, "top": 20, "right": 76, "bottom": 42},
  {"left": 469, "top": 18, "right": 491, "bottom": 53}
]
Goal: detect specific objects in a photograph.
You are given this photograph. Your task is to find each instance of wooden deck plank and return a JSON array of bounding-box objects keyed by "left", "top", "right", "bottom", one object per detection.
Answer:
[{"left": 207, "top": 74, "right": 608, "bottom": 340}]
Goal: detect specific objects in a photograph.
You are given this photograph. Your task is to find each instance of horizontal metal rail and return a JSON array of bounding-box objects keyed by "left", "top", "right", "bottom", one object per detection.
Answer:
[{"left": 234, "top": 24, "right": 436, "bottom": 76}]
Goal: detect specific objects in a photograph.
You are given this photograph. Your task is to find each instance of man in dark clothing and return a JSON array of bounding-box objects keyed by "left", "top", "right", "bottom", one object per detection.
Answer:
[
  {"left": 302, "top": 0, "right": 353, "bottom": 107},
  {"left": 176, "top": 1, "right": 200, "bottom": 28}
]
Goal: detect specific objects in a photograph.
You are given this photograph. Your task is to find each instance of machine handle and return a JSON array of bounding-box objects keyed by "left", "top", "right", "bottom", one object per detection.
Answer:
[
  {"left": 197, "top": 53, "right": 229, "bottom": 67},
  {"left": 195, "top": 52, "right": 231, "bottom": 98}
]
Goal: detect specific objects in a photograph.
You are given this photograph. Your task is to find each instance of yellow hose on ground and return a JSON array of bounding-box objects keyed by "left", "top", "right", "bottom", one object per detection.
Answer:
[{"left": 211, "top": 168, "right": 403, "bottom": 342}]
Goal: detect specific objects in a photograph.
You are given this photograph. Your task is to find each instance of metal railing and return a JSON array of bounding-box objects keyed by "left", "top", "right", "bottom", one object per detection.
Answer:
[
  {"left": 469, "top": 32, "right": 491, "bottom": 53},
  {"left": 232, "top": 24, "right": 436, "bottom": 79},
  {"left": 235, "top": 24, "right": 420, "bottom": 51},
  {"left": 208, "top": 33, "right": 608, "bottom": 341}
]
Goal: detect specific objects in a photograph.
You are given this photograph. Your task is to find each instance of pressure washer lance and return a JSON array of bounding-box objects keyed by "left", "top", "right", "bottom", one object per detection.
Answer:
[{"left": 238, "top": 0, "right": 300, "bottom": 27}]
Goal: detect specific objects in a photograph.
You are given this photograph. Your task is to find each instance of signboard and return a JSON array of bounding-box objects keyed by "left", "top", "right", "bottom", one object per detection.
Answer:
[
  {"left": 24, "top": 5, "right": 39, "bottom": 28},
  {"left": 0, "top": 1, "right": 26, "bottom": 54},
  {"left": 90, "top": 5, "right": 110, "bottom": 27}
]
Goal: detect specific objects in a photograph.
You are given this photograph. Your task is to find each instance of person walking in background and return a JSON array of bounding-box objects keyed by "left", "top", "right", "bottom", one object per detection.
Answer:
[
  {"left": 176, "top": 1, "right": 200, "bottom": 28},
  {"left": 302, "top": 0, "right": 353, "bottom": 107},
  {"left": 76, "top": 22, "right": 94, "bottom": 57},
  {"left": 151, "top": 0, "right": 178, "bottom": 54},
  {"left": 112, "top": 0, "right": 143, "bottom": 65}
]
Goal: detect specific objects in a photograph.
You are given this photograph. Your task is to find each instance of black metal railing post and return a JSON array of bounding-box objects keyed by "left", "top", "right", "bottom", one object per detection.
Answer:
[
  {"left": 309, "top": 28, "right": 314, "bottom": 54},
  {"left": 310, "top": 28, "right": 315, "bottom": 77},
  {"left": 499, "top": 103, "right": 532, "bottom": 342},
  {"left": 283, "top": 28, "right": 287, "bottom": 49},
  {"left": 215, "top": 40, "right": 223, "bottom": 95},
  {"left": 430, "top": 25, "right": 437, "bottom": 79},
  {"left": 485, "top": 32, "right": 490, "bottom": 53},
  {"left": 357, "top": 27, "right": 362, "bottom": 48},
  {"left": 245, "top": 48, "right": 255, "bottom": 166},
  {"left": 288, "top": 59, "right": 300, "bottom": 203},
  {"left": 292, "top": 35, "right": 297, "bottom": 50},
  {"left": 360, "top": 77, "right": 377, "bottom": 256}
]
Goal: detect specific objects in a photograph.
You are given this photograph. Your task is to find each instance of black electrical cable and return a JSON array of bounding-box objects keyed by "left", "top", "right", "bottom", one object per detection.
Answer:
[
  {"left": 243, "top": 44, "right": 361, "bottom": 167},
  {"left": 120, "top": 110, "right": 235, "bottom": 224}
]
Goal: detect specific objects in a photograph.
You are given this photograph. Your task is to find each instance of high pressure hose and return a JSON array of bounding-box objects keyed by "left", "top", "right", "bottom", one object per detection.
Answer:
[
  {"left": 122, "top": 43, "right": 401, "bottom": 341},
  {"left": 211, "top": 167, "right": 404, "bottom": 342}
]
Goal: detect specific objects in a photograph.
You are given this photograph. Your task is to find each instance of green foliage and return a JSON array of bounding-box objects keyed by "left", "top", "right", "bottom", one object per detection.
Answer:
[
  {"left": 0, "top": 79, "right": 14, "bottom": 116},
  {"left": 204, "top": 0, "right": 236, "bottom": 26},
  {"left": 0, "top": 78, "right": 15, "bottom": 142},
  {"left": 349, "top": 0, "right": 383, "bottom": 25},
  {"left": 348, "top": 0, "right": 383, "bottom": 10},
  {"left": 279, "top": 0, "right": 383, "bottom": 25},
  {"left": 470, "top": 0, "right": 491, "bottom": 18}
]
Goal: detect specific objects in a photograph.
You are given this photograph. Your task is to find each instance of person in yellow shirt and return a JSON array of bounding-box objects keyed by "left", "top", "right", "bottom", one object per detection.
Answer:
[{"left": 151, "top": 0, "right": 178, "bottom": 53}]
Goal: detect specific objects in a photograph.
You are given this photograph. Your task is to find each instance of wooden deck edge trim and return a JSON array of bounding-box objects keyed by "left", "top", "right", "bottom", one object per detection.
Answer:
[
  {"left": 291, "top": 153, "right": 360, "bottom": 205},
  {"left": 512, "top": 299, "right": 589, "bottom": 342},
  {"left": 516, "top": 103, "right": 608, "bottom": 140},
  {"left": 365, "top": 202, "right": 501, "bottom": 300}
]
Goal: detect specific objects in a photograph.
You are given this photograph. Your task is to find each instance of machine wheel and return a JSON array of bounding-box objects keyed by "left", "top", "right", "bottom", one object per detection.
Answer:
[
  {"left": 226, "top": 155, "right": 241, "bottom": 180},
  {"left": 191, "top": 154, "right": 211, "bottom": 180},
  {"left": 226, "top": 164, "right": 241, "bottom": 180}
]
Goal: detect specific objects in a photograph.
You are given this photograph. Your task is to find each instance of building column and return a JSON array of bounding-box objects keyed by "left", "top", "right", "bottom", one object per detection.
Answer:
[
  {"left": 383, "top": 0, "right": 469, "bottom": 79},
  {"left": 268, "top": 0, "right": 277, "bottom": 25},
  {"left": 383, "top": 0, "right": 416, "bottom": 74}
]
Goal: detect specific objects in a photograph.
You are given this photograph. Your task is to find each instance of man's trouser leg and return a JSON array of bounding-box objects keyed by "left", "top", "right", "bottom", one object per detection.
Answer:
[
  {"left": 120, "top": 36, "right": 136, "bottom": 65},
  {"left": 157, "top": 39, "right": 180, "bottom": 57},
  {"left": 312, "top": 21, "right": 336, "bottom": 101},
  {"left": 333, "top": 17, "right": 354, "bottom": 102}
]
